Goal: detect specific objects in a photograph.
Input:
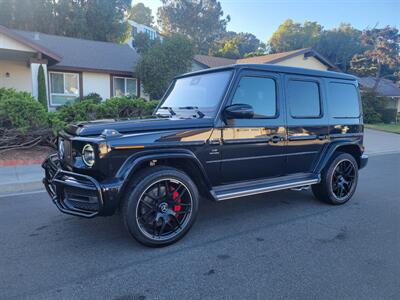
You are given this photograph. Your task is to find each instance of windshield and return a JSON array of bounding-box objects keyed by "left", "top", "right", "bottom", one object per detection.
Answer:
[{"left": 156, "top": 70, "right": 233, "bottom": 118}]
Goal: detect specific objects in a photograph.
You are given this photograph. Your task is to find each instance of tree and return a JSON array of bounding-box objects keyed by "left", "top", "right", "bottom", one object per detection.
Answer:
[
  {"left": 133, "top": 32, "right": 161, "bottom": 54},
  {"left": 350, "top": 26, "right": 400, "bottom": 91},
  {"left": 55, "top": 0, "right": 90, "bottom": 39},
  {"left": 0, "top": 0, "right": 56, "bottom": 34},
  {"left": 313, "top": 23, "right": 366, "bottom": 72},
  {"left": 137, "top": 34, "right": 194, "bottom": 99},
  {"left": 210, "top": 32, "right": 266, "bottom": 59},
  {"left": 157, "top": 0, "right": 230, "bottom": 54},
  {"left": 0, "top": 0, "right": 131, "bottom": 43},
  {"left": 129, "top": 2, "right": 154, "bottom": 26},
  {"left": 37, "top": 65, "right": 47, "bottom": 109},
  {"left": 268, "top": 19, "right": 322, "bottom": 53},
  {"left": 85, "top": 0, "right": 131, "bottom": 43}
]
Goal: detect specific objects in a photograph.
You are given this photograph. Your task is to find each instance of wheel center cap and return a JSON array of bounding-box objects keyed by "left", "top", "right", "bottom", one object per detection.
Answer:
[{"left": 159, "top": 202, "right": 168, "bottom": 213}]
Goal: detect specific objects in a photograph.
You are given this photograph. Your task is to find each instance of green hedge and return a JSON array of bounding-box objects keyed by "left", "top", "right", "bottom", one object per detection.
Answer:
[
  {"left": 0, "top": 88, "right": 48, "bottom": 133},
  {"left": 360, "top": 91, "right": 399, "bottom": 124},
  {"left": 379, "top": 108, "right": 398, "bottom": 124},
  {"left": 0, "top": 88, "right": 159, "bottom": 139}
]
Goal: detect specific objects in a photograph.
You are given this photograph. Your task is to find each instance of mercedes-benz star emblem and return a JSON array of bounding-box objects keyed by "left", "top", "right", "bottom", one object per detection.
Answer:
[{"left": 159, "top": 202, "right": 168, "bottom": 213}]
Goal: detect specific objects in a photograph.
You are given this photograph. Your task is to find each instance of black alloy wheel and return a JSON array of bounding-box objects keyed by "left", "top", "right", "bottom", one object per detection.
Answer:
[
  {"left": 122, "top": 166, "right": 199, "bottom": 247},
  {"left": 312, "top": 152, "right": 359, "bottom": 205},
  {"left": 331, "top": 159, "right": 356, "bottom": 201},
  {"left": 136, "top": 178, "right": 193, "bottom": 241}
]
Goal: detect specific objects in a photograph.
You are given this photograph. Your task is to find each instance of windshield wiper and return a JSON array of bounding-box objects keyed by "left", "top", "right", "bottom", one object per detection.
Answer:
[
  {"left": 155, "top": 106, "right": 176, "bottom": 118},
  {"left": 160, "top": 106, "right": 176, "bottom": 115},
  {"left": 178, "top": 106, "right": 205, "bottom": 118}
]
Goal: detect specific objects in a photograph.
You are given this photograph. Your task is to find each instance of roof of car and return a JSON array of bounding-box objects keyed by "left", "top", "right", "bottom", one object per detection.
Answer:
[{"left": 179, "top": 64, "right": 357, "bottom": 81}]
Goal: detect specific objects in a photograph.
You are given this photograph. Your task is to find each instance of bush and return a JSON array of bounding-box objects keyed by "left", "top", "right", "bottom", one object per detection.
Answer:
[
  {"left": 100, "top": 96, "right": 158, "bottom": 119},
  {"left": 0, "top": 88, "right": 48, "bottom": 132},
  {"left": 55, "top": 100, "right": 102, "bottom": 124},
  {"left": 53, "top": 96, "right": 158, "bottom": 124},
  {"left": 361, "top": 91, "right": 385, "bottom": 124},
  {"left": 0, "top": 87, "right": 159, "bottom": 150},
  {"left": 37, "top": 64, "right": 47, "bottom": 108},
  {"left": 79, "top": 92, "right": 103, "bottom": 104},
  {"left": 379, "top": 108, "right": 398, "bottom": 123}
]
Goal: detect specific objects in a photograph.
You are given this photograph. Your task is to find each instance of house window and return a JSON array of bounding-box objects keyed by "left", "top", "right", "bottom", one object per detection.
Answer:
[
  {"left": 113, "top": 77, "right": 137, "bottom": 97},
  {"left": 49, "top": 72, "right": 79, "bottom": 106}
]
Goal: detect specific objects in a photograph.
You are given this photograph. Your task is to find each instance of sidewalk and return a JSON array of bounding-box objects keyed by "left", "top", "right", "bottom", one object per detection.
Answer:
[{"left": 0, "top": 164, "right": 44, "bottom": 195}]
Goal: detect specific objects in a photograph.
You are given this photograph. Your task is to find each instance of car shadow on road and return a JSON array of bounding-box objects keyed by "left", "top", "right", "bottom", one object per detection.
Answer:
[{"left": 49, "top": 189, "right": 335, "bottom": 254}]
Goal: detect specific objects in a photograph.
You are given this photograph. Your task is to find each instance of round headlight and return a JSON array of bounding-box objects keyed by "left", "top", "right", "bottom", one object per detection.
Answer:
[{"left": 82, "top": 144, "right": 95, "bottom": 167}]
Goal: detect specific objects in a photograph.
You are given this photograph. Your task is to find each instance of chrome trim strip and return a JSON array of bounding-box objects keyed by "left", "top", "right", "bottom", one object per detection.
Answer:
[
  {"left": 222, "top": 137, "right": 271, "bottom": 144},
  {"left": 206, "top": 151, "right": 318, "bottom": 164},
  {"left": 330, "top": 133, "right": 363, "bottom": 138},
  {"left": 215, "top": 178, "right": 320, "bottom": 201}
]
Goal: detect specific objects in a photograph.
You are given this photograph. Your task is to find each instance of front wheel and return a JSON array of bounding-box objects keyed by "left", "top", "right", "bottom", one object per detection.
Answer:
[
  {"left": 122, "top": 166, "right": 199, "bottom": 247},
  {"left": 312, "top": 152, "right": 359, "bottom": 205}
]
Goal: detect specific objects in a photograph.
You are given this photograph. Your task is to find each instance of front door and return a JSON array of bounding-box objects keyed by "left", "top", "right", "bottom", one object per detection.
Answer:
[
  {"left": 219, "top": 71, "right": 287, "bottom": 184},
  {"left": 284, "top": 75, "right": 329, "bottom": 174}
]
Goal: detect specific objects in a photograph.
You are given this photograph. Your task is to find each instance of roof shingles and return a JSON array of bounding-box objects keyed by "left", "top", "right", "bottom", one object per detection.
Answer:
[
  {"left": 193, "top": 48, "right": 336, "bottom": 70},
  {"left": 358, "top": 77, "right": 400, "bottom": 97},
  {"left": 11, "top": 29, "right": 139, "bottom": 74}
]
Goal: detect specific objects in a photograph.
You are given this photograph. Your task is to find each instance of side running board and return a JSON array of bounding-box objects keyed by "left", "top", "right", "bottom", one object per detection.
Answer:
[{"left": 211, "top": 173, "right": 320, "bottom": 201}]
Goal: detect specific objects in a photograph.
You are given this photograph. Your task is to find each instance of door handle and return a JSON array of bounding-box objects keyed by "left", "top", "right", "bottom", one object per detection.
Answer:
[
  {"left": 270, "top": 135, "right": 282, "bottom": 143},
  {"left": 318, "top": 134, "right": 327, "bottom": 140},
  {"left": 209, "top": 139, "right": 222, "bottom": 145}
]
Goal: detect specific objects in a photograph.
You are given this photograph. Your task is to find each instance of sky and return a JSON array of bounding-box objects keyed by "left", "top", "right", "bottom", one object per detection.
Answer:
[{"left": 138, "top": 0, "right": 400, "bottom": 42}]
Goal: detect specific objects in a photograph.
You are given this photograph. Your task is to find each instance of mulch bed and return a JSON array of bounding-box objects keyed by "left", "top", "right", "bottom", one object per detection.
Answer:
[{"left": 0, "top": 146, "right": 55, "bottom": 166}]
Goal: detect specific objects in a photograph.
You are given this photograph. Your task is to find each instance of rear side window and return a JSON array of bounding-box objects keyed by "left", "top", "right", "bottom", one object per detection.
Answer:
[
  {"left": 328, "top": 82, "right": 360, "bottom": 118},
  {"left": 232, "top": 76, "right": 277, "bottom": 118},
  {"left": 287, "top": 80, "right": 321, "bottom": 118}
]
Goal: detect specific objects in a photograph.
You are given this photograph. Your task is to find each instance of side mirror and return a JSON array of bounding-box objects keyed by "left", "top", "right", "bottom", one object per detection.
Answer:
[{"left": 223, "top": 103, "right": 254, "bottom": 119}]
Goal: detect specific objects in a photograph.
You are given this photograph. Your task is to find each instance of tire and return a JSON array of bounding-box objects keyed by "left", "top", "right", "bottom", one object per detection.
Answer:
[
  {"left": 122, "top": 166, "right": 199, "bottom": 247},
  {"left": 312, "top": 152, "right": 359, "bottom": 205}
]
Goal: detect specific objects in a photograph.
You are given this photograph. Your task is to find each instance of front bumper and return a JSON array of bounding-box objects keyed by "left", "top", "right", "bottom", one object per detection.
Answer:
[
  {"left": 360, "top": 154, "right": 368, "bottom": 169},
  {"left": 42, "top": 154, "right": 120, "bottom": 218}
]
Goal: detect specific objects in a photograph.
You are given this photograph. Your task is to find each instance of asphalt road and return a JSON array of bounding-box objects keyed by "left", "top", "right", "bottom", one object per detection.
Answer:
[{"left": 0, "top": 153, "right": 399, "bottom": 300}]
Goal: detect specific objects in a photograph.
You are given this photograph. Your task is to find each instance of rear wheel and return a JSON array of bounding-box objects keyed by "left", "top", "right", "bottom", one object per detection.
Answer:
[
  {"left": 122, "top": 166, "right": 199, "bottom": 247},
  {"left": 312, "top": 152, "right": 358, "bottom": 205}
]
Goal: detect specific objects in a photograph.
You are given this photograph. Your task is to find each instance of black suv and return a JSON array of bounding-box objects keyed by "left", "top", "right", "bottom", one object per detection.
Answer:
[{"left": 43, "top": 64, "right": 368, "bottom": 247}]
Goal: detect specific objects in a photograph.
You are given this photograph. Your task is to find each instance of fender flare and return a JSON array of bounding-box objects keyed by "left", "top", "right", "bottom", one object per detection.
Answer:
[
  {"left": 314, "top": 140, "right": 363, "bottom": 173},
  {"left": 116, "top": 148, "right": 212, "bottom": 196}
]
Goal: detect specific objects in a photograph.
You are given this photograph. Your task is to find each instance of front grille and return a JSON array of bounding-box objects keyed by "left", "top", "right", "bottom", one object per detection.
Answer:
[
  {"left": 64, "top": 193, "right": 100, "bottom": 212},
  {"left": 61, "top": 179, "right": 100, "bottom": 212}
]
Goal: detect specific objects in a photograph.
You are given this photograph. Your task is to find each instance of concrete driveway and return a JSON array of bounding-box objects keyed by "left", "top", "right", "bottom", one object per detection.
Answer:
[{"left": 364, "top": 128, "right": 400, "bottom": 156}]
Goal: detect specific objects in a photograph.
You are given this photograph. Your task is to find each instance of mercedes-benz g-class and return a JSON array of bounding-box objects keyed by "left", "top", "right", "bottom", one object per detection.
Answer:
[{"left": 43, "top": 64, "right": 368, "bottom": 247}]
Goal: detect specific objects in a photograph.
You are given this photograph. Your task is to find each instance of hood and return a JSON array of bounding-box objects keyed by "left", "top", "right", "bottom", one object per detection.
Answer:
[{"left": 65, "top": 117, "right": 215, "bottom": 137}]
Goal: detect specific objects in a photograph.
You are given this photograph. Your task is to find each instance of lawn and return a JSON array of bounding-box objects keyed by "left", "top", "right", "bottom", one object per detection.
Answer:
[{"left": 365, "top": 123, "right": 400, "bottom": 134}]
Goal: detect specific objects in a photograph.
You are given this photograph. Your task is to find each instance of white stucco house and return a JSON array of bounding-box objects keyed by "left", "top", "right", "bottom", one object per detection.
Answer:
[
  {"left": 358, "top": 77, "right": 400, "bottom": 113},
  {"left": 192, "top": 48, "right": 337, "bottom": 72},
  {"left": 0, "top": 24, "right": 142, "bottom": 110},
  {"left": 127, "top": 20, "right": 163, "bottom": 48}
]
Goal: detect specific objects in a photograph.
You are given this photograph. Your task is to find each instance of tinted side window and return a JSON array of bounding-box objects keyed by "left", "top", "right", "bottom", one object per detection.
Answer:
[
  {"left": 287, "top": 80, "right": 321, "bottom": 118},
  {"left": 232, "top": 76, "right": 277, "bottom": 118},
  {"left": 328, "top": 82, "right": 360, "bottom": 118}
]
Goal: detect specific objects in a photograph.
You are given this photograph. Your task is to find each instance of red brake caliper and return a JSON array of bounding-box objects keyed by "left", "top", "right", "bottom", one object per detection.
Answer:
[{"left": 172, "top": 189, "right": 181, "bottom": 212}]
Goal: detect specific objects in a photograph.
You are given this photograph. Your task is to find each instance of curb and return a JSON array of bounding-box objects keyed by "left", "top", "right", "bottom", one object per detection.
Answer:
[{"left": 0, "top": 159, "right": 43, "bottom": 167}]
